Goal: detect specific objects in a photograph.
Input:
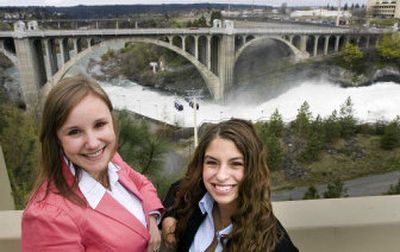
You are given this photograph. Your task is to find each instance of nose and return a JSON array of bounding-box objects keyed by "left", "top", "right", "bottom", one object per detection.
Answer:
[
  {"left": 84, "top": 131, "right": 100, "bottom": 149},
  {"left": 215, "top": 163, "right": 229, "bottom": 181}
]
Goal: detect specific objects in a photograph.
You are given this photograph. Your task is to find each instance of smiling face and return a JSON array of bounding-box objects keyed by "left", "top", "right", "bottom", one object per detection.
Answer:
[
  {"left": 56, "top": 93, "right": 116, "bottom": 181},
  {"left": 202, "top": 137, "right": 245, "bottom": 209}
]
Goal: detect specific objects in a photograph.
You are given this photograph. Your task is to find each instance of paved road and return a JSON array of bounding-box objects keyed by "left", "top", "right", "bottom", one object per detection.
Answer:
[{"left": 272, "top": 170, "right": 400, "bottom": 201}]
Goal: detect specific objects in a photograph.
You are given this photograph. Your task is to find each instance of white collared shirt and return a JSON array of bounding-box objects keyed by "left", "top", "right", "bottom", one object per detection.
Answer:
[
  {"left": 189, "top": 193, "right": 233, "bottom": 252},
  {"left": 67, "top": 158, "right": 147, "bottom": 227}
]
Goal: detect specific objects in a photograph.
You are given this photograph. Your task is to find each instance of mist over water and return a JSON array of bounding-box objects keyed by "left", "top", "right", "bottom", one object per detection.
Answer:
[
  {"left": 101, "top": 78, "right": 400, "bottom": 127},
  {"left": 63, "top": 44, "right": 400, "bottom": 127}
]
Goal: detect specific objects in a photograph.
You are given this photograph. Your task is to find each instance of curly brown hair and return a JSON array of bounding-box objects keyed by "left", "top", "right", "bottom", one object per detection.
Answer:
[{"left": 173, "top": 118, "right": 280, "bottom": 251}]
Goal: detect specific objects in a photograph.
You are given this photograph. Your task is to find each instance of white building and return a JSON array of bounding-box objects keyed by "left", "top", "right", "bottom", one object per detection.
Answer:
[
  {"left": 290, "top": 9, "right": 352, "bottom": 19},
  {"left": 367, "top": 0, "right": 400, "bottom": 18}
]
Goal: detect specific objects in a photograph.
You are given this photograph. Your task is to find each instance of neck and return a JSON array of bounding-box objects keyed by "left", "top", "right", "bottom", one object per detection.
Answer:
[
  {"left": 213, "top": 203, "right": 235, "bottom": 230},
  {"left": 97, "top": 169, "right": 110, "bottom": 189}
]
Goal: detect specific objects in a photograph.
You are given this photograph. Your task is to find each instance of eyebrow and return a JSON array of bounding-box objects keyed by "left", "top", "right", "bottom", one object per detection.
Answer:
[{"left": 204, "top": 155, "right": 244, "bottom": 162}]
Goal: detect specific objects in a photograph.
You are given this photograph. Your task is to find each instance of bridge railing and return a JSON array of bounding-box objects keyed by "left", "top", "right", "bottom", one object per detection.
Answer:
[{"left": 1, "top": 195, "right": 400, "bottom": 252}]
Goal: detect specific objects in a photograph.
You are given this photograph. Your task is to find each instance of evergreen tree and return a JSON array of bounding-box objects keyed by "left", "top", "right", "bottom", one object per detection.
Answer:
[
  {"left": 385, "top": 179, "right": 400, "bottom": 195},
  {"left": 210, "top": 10, "right": 222, "bottom": 24},
  {"left": 293, "top": 101, "right": 312, "bottom": 138},
  {"left": 339, "top": 97, "right": 357, "bottom": 138},
  {"left": 116, "top": 110, "right": 168, "bottom": 191},
  {"left": 303, "top": 185, "right": 320, "bottom": 200},
  {"left": 268, "top": 108, "right": 284, "bottom": 137},
  {"left": 299, "top": 132, "right": 323, "bottom": 162},
  {"left": 265, "top": 134, "right": 284, "bottom": 171},
  {"left": 0, "top": 104, "right": 39, "bottom": 209},
  {"left": 339, "top": 42, "right": 364, "bottom": 73},
  {"left": 323, "top": 179, "right": 348, "bottom": 198},
  {"left": 380, "top": 118, "right": 400, "bottom": 150},
  {"left": 323, "top": 110, "right": 341, "bottom": 143},
  {"left": 377, "top": 33, "right": 400, "bottom": 60}
]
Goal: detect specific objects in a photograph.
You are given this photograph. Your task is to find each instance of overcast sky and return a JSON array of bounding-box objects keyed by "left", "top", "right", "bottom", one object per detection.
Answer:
[{"left": 0, "top": 0, "right": 367, "bottom": 7}]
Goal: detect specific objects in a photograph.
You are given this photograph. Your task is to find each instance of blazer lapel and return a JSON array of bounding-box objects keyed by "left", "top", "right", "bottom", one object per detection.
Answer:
[
  {"left": 118, "top": 172, "right": 143, "bottom": 202},
  {"left": 95, "top": 192, "right": 149, "bottom": 240},
  {"left": 61, "top": 158, "right": 149, "bottom": 239},
  {"left": 117, "top": 169, "right": 152, "bottom": 226}
]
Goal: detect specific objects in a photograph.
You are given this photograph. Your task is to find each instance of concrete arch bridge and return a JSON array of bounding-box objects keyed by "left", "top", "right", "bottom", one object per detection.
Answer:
[{"left": 0, "top": 20, "right": 381, "bottom": 108}]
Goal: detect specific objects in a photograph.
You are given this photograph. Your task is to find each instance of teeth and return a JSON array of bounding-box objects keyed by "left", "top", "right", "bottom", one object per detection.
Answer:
[
  {"left": 86, "top": 148, "right": 103, "bottom": 158},
  {"left": 215, "top": 185, "right": 233, "bottom": 192}
]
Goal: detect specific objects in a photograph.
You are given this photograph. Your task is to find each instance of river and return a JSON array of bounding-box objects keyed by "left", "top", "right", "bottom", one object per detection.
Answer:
[
  {"left": 97, "top": 79, "right": 400, "bottom": 127},
  {"left": 62, "top": 45, "right": 400, "bottom": 128}
]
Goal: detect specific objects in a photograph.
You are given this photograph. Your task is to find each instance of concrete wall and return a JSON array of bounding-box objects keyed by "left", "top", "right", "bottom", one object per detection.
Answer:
[
  {"left": 2, "top": 195, "right": 400, "bottom": 251},
  {"left": 274, "top": 195, "right": 400, "bottom": 252},
  {"left": 0, "top": 145, "right": 15, "bottom": 210}
]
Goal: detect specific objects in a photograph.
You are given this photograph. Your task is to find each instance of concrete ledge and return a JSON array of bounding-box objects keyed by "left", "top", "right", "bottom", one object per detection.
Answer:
[
  {"left": 0, "top": 210, "right": 22, "bottom": 252},
  {"left": 273, "top": 195, "right": 400, "bottom": 252},
  {"left": 2, "top": 195, "right": 400, "bottom": 252}
]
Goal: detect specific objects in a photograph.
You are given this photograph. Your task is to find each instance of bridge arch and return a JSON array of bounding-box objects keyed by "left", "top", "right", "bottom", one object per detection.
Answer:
[
  {"left": 0, "top": 38, "right": 17, "bottom": 66},
  {"left": 235, "top": 35, "right": 307, "bottom": 64},
  {"left": 51, "top": 37, "right": 221, "bottom": 100}
]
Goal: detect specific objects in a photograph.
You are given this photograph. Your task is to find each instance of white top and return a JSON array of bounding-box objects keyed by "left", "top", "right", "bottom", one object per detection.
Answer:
[
  {"left": 67, "top": 158, "right": 147, "bottom": 227},
  {"left": 189, "top": 193, "right": 233, "bottom": 252}
]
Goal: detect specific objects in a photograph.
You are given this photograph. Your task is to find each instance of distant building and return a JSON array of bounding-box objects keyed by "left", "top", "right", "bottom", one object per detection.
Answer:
[
  {"left": 290, "top": 9, "right": 351, "bottom": 19},
  {"left": 290, "top": 9, "right": 351, "bottom": 25},
  {"left": 367, "top": 0, "right": 400, "bottom": 18}
]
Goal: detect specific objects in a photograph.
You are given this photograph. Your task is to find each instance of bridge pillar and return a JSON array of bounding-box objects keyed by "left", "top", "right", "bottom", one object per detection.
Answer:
[
  {"left": 313, "top": 35, "right": 320, "bottom": 56},
  {"left": 181, "top": 36, "right": 186, "bottom": 52},
  {"left": 86, "top": 38, "right": 92, "bottom": 49},
  {"left": 194, "top": 35, "right": 199, "bottom": 60},
  {"left": 300, "top": 35, "right": 307, "bottom": 53},
  {"left": 323, "top": 35, "right": 330, "bottom": 55},
  {"left": 14, "top": 38, "right": 45, "bottom": 109},
  {"left": 207, "top": 35, "right": 211, "bottom": 70},
  {"left": 42, "top": 39, "right": 58, "bottom": 82},
  {"left": 334, "top": 35, "right": 341, "bottom": 52},
  {"left": 288, "top": 35, "right": 293, "bottom": 44},
  {"left": 72, "top": 38, "right": 78, "bottom": 56},
  {"left": 218, "top": 34, "right": 235, "bottom": 100},
  {"left": 57, "top": 38, "right": 66, "bottom": 68}
]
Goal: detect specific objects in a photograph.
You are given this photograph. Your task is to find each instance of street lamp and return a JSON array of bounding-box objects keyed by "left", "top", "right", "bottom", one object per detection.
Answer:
[{"left": 193, "top": 96, "right": 198, "bottom": 147}]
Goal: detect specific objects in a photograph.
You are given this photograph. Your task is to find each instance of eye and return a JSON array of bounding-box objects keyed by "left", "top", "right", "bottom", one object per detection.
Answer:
[
  {"left": 95, "top": 121, "right": 107, "bottom": 128},
  {"left": 67, "top": 128, "right": 80, "bottom": 136},
  {"left": 231, "top": 160, "right": 244, "bottom": 168},
  {"left": 204, "top": 158, "right": 218, "bottom": 168}
]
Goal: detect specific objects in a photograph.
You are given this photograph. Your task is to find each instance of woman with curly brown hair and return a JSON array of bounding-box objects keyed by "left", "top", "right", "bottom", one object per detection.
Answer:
[{"left": 161, "top": 118, "right": 298, "bottom": 252}]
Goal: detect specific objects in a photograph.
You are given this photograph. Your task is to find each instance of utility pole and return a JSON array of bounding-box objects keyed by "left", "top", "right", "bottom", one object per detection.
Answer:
[
  {"left": 193, "top": 96, "right": 198, "bottom": 147},
  {"left": 336, "top": 0, "right": 342, "bottom": 26}
]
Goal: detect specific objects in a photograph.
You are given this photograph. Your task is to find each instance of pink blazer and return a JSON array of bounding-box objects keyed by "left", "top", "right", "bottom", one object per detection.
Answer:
[{"left": 21, "top": 153, "right": 164, "bottom": 252}]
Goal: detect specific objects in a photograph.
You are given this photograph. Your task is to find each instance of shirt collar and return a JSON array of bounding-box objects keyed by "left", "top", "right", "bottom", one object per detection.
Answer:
[
  {"left": 198, "top": 192, "right": 214, "bottom": 215},
  {"left": 198, "top": 192, "right": 233, "bottom": 236},
  {"left": 66, "top": 157, "right": 120, "bottom": 209}
]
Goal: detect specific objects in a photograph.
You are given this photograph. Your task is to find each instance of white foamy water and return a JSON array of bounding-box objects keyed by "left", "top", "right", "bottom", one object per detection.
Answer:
[
  {"left": 101, "top": 79, "right": 400, "bottom": 127},
  {"left": 63, "top": 45, "right": 400, "bottom": 127}
]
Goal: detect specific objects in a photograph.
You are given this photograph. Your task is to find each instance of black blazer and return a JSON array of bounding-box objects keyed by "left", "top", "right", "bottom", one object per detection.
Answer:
[{"left": 163, "top": 181, "right": 299, "bottom": 252}]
